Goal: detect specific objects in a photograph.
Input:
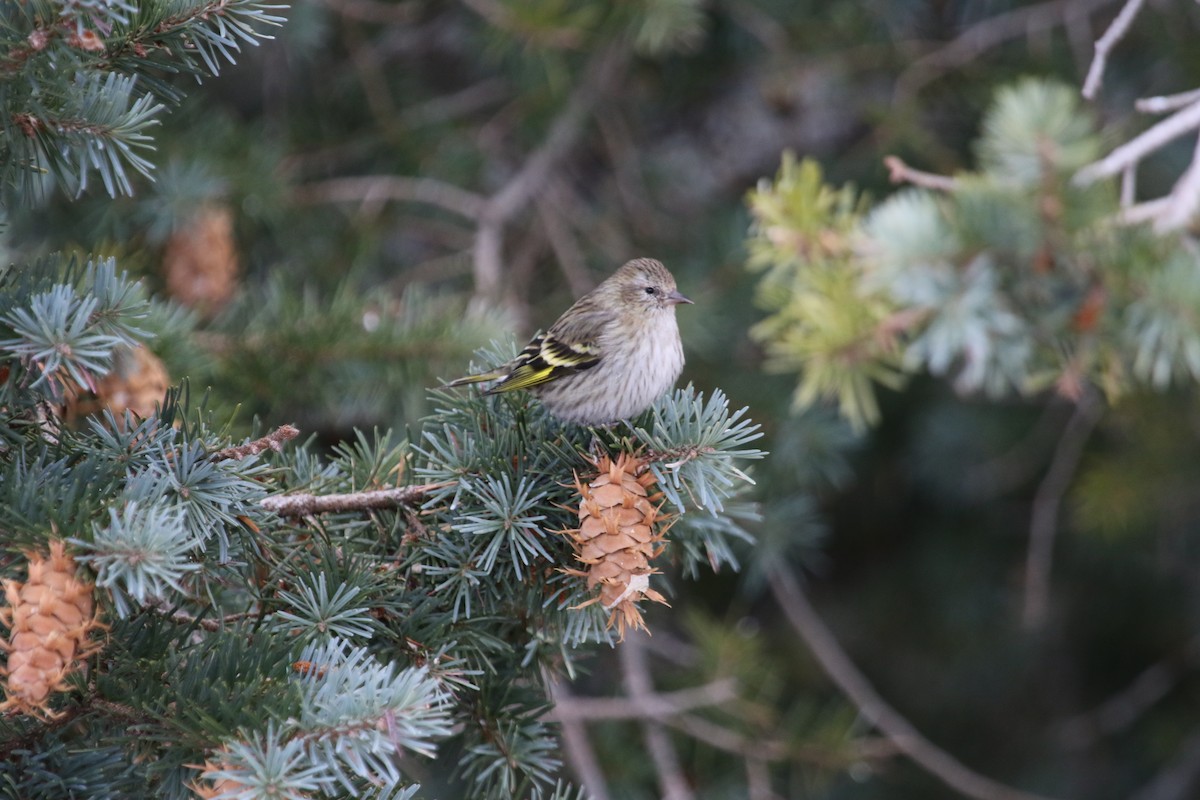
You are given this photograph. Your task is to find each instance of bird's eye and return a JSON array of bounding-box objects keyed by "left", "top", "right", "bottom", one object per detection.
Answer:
[{"left": 644, "top": 286, "right": 657, "bottom": 295}]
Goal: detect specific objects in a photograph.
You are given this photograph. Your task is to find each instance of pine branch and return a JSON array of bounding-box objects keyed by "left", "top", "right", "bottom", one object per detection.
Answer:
[
  {"left": 211, "top": 424, "right": 300, "bottom": 461},
  {"left": 260, "top": 482, "right": 451, "bottom": 517}
]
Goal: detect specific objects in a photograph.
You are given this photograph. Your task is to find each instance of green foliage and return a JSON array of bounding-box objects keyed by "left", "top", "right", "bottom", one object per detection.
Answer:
[
  {"left": 0, "top": 257, "right": 762, "bottom": 800},
  {"left": 746, "top": 154, "right": 902, "bottom": 428},
  {"left": 746, "top": 78, "right": 1200, "bottom": 430},
  {"left": 0, "top": 0, "right": 284, "bottom": 201},
  {"left": 0, "top": 256, "right": 149, "bottom": 403}
]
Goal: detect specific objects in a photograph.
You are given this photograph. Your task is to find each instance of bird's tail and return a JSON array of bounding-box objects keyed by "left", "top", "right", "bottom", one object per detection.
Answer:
[{"left": 444, "top": 370, "right": 504, "bottom": 389}]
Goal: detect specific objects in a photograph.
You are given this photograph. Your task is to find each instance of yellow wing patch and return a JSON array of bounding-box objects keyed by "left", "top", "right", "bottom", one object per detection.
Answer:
[{"left": 485, "top": 333, "right": 601, "bottom": 395}]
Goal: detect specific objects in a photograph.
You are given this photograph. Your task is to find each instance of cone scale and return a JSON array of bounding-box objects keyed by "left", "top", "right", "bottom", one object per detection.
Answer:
[
  {"left": 0, "top": 540, "right": 103, "bottom": 719},
  {"left": 564, "top": 452, "right": 670, "bottom": 639}
]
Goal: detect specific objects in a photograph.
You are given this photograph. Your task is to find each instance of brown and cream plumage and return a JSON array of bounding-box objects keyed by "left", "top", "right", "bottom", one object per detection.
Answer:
[{"left": 447, "top": 258, "right": 692, "bottom": 424}]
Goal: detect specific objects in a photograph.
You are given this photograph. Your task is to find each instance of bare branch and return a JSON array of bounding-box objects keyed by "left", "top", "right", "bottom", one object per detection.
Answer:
[
  {"left": 548, "top": 678, "right": 738, "bottom": 722},
  {"left": 536, "top": 182, "right": 597, "bottom": 298},
  {"left": 458, "top": 0, "right": 581, "bottom": 49},
  {"left": 211, "top": 424, "right": 299, "bottom": 462},
  {"left": 547, "top": 678, "right": 613, "bottom": 800},
  {"left": 1130, "top": 727, "right": 1200, "bottom": 800},
  {"left": 894, "top": 0, "right": 1117, "bottom": 102},
  {"left": 767, "top": 566, "right": 1064, "bottom": 800},
  {"left": 620, "top": 632, "right": 694, "bottom": 800},
  {"left": 1074, "top": 100, "right": 1200, "bottom": 185},
  {"left": 261, "top": 482, "right": 451, "bottom": 517},
  {"left": 1022, "top": 392, "right": 1103, "bottom": 629},
  {"left": 1137, "top": 88, "right": 1200, "bottom": 115},
  {"left": 1058, "top": 635, "right": 1200, "bottom": 749},
  {"left": 1081, "top": 0, "right": 1146, "bottom": 100},
  {"left": 472, "top": 42, "right": 630, "bottom": 306},
  {"left": 884, "top": 155, "right": 959, "bottom": 191},
  {"left": 962, "top": 403, "right": 1072, "bottom": 500},
  {"left": 1147, "top": 133, "right": 1200, "bottom": 231},
  {"left": 151, "top": 602, "right": 256, "bottom": 633},
  {"left": 317, "top": 0, "right": 420, "bottom": 24},
  {"left": 294, "top": 175, "right": 486, "bottom": 220}
]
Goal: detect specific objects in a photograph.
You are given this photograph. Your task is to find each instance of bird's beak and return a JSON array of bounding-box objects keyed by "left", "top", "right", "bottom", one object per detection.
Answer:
[{"left": 666, "top": 290, "right": 693, "bottom": 306}]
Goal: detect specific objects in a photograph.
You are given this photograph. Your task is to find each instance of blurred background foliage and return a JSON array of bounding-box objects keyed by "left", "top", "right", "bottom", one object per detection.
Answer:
[{"left": 9, "top": 0, "right": 1200, "bottom": 797}]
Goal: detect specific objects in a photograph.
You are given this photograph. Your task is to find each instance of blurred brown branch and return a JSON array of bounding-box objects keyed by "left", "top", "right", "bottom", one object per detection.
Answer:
[
  {"left": 894, "top": 0, "right": 1119, "bottom": 102},
  {"left": 472, "top": 42, "right": 631, "bottom": 311},
  {"left": 1022, "top": 390, "right": 1103, "bottom": 629},
  {"left": 768, "top": 566, "right": 1064, "bottom": 800}
]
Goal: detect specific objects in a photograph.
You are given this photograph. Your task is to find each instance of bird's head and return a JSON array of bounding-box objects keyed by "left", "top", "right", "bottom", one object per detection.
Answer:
[{"left": 611, "top": 257, "right": 693, "bottom": 313}]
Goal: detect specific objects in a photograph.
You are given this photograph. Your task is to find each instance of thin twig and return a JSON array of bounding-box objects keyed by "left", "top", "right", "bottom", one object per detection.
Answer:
[
  {"left": 1058, "top": 635, "right": 1200, "bottom": 749},
  {"left": 620, "top": 632, "right": 694, "bottom": 800},
  {"left": 1022, "top": 392, "right": 1103, "bottom": 629},
  {"left": 399, "top": 78, "right": 509, "bottom": 130},
  {"left": 893, "top": 0, "right": 1117, "bottom": 102},
  {"left": 1137, "top": 88, "right": 1200, "bottom": 115},
  {"left": 536, "top": 182, "right": 596, "bottom": 298},
  {"left": 547, "top": 678, "right": 737, "bottom": 722},
  {"left": 152, "top": 603, "right": 256, "bottom": 633},
  {"left": 767, "top": 566, "right": 1064, "bottom": 800},
  {"left": 294, "top": 175, "right": 486, "bottom": 220},
  {"left": 1081, "top": 0, "right": 1146, "bottom": 100},
  {"left": 261, "top": 482, "right": 450, "bottom": 517},
  {"left": 962, "top": 403, "right": 1072, "bottom": 500},
  {"left": 1147, "top": 133, "right": 1200, "bottom": 231},
  {"left": 1074, "top": 100, "right": 1200, "bottom": 185},
  {"left": 884, "top": 155, "right": 959, "bottom": 191},
  {"left": 458, "top": 0, "right": 580, "bottom": 48},
  {"left": 317, "top": 0, "right": 420, "bottom": 24},
  {"left": 1130, "top": 727, "right": 1200, "bottom": 800},
  {"left": 211, "top": 424, "right": 299, "bottom": 462},
  {"left": 548, "top": 679, "right": 613, "bottom": 800},
  {"left": 472, "top": 42, "right": 629, "bottom": 307}
]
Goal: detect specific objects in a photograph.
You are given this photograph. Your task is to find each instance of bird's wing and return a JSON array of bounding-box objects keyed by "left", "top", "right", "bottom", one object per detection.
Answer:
[{"left": 486, "top": 330, "right": 602, "bottom": 394}]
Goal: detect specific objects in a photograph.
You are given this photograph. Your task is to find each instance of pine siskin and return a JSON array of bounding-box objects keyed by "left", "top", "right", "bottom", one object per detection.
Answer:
[{"left": 447, "top": 258, "right": 692, "bottom": 425}]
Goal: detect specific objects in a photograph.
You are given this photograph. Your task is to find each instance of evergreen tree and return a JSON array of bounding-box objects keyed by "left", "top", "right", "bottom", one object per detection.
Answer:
[{"left": 0, "top": 3, "right": 770, "bottom": 798}]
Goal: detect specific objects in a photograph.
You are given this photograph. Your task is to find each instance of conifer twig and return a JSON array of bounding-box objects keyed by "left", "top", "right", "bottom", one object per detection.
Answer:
[
  {"left": 211, "top": 424, "right": 300, "bottom": 461},
  {"left": 768, "top": 566, "right": 1063, "bottom": 800},
  {"left": 261, "top": 482, "right": 451, "bottom": 517}
]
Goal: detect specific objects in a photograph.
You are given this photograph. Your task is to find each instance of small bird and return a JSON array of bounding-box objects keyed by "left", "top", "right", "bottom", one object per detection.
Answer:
[{"left": 447, "top": 258, "right": 692, "bottom": 425}]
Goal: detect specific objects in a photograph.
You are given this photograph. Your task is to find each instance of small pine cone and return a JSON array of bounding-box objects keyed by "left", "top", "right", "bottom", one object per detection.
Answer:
[
  {"left": 190, "top": 755, "right": 252, "bottom": 800},
  {"left": 0, "top": 541, "right": 103, "bottom": 719},
  {"left": 163, "top": 204, "right": 240, "bottom": 316},
  {"left": 564, "top": 452, "right": 671, "bottom": 640},
  {"left": 63, "top": 344, "right": 170, "bottom": 427}
]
